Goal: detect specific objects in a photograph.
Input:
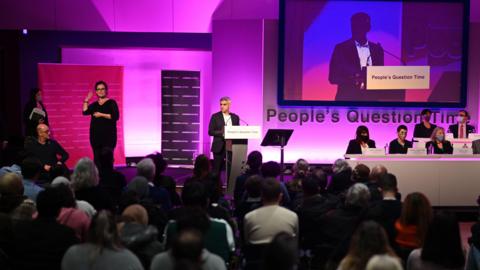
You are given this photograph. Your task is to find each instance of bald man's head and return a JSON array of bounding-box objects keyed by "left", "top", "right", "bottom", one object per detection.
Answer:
[{"left": 36, "top": 124, "right": 50, "bottom": 141}]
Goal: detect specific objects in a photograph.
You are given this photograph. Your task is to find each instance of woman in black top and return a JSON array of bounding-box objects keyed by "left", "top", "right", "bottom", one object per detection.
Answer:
[
  {"left": 413, "top": 109, "right": 437, "bottom": 138},
  {"left": 389, "top": 125, "right": 413, "bottom": 154},
  {"left": 82, "top": 81, "right": 119, "bottom": 170},
  {"left": 346, "top": 125, "right": 376, "bottom": 154},
  {"left": 426, "top": 127, "right": 453, "bottom": 154},
  {"left": 23, "top": 88, "right": 49, "bottom": 137}
]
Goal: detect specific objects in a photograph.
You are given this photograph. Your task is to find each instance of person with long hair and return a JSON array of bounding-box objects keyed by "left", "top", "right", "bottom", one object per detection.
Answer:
[
  {"left": 61, "top": 210, "right": 143, "bottom": 270},
  {"left": 346, "top": 125, "right": 376, "bottom": 154},
  {"left": 287, "top": 158, "right": 309, "bottom": 208},
  {"left": 425, "top": 127, "right": 453, "bottom": 154},
  {"left": 338, "top": 221, "right": 397, "bottom": 270},
  {"left": 23, "top": 88, "right": 49, "bottom": 137},
  {"left": 407, "top": 211, "right": 465, "bottom": 270},
  {"left": 395, "top": 192, "right": 432, "bottom": 260},
  {"left": 82, "top": 81, "right": 120, "bottom": 171}
]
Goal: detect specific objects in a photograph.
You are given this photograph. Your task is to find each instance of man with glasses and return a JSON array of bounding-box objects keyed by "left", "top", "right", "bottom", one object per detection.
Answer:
[{"left": 448, "top": 110, "right": 475, "bottom": 139}]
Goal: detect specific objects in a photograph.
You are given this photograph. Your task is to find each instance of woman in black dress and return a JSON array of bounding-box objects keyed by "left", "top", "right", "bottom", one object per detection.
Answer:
[
  {"left": 23, "top": 88, "right": 49, "bottom": 137},
  {"left": 425, "top": 127, "right": 453, "bottom": 154},
  {"left": 389, "top": 125, "right": 413, "bottom": 154},
  {"left": 82, "top": 81, "right": 119, "bottom": 170},
  {"left": 346, "top": 125, "right": 376, "bottom": 154}
]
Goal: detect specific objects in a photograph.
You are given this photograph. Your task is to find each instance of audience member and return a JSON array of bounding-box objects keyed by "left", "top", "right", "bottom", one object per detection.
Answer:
[
  {"left": 151, "top": 228, "right": 226, "bottom": 270},
  {"left": 287, "top": 158, "right": 309, "bottom": 208},
  {"left": 234, "top": 150, "right": 262, "bottom": 206},
  {"left": 98, "top": 148, "right": 126, "bottom": 206},
  {"left": 20, "top": 156, "right": 44, "bottom": 201},
  {"left": 407, "top": 211, "right": 465, "bottom": 270},
  {"left": 366, "top": 255, "right": 404, "bottom": 270},
  {"left": 147, "top": 152, "right": 181, "bottom": 206},
  {"left": 71, "top": 158, "right": 114, "bottom": 211},
  {"left": 244, "top": 178, "right": 298, "bottom": 245},
  {"left": 327, "top": 159, "right": 353, "bottom": 195},
  {"left": 51, "top": 176, "right": 97, "bottom": 217},
  {"left": 11, "top": 187, "right": 79, "bottom": 270},
  {"left": 185, "top": 154, "right": 222, "bottom": 205},
  {"left": 0, "top": 137, "right": 24, "bottom": 177},
  {"left": 24, "top": 123, "right": 69, "bottom": 181},
  {"left": 352, "top": 164, "right": 370, "bottom": 184},
  {"left": 261, "top": 161, "right": 292, "bottom": 207},
  {"left": 137, "top": 157, "right": 172, "bottom": 211},
  {"left": 61, "top": 210, "right": 143, "bottom": 270},
  {"left": 234, "top": 174, "right": 263, "bottom": 243},
  {"left": 367, "top": 164, "right": 388, "bottom": 201},
  {"left": 55, "top": 183, "right": 91, "bottom": 241},
  {"left": 395, "top": 192, "right": 432, "bottom": 261},
  {"left": 0, "top": 172, "right": 25, "bottom": 214},
  {"left": 338, "top": 221, "right": 397, "bottom": 270},
  {"left": 263, "top": 232, "right": 298, "bottom": 270},
  {"left": 118, "top": 204, "right": 162, "bottom": 268}
]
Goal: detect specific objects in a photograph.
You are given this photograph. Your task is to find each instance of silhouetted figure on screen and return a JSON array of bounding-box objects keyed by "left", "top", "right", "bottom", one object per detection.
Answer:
[{"left": 329, "top": 12, "right": 404, "bottom": 102}]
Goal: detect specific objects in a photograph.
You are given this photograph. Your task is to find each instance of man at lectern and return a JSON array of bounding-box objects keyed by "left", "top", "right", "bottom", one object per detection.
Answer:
[{"left": 208, "top": 96, "right": 240, "bottom": 178}]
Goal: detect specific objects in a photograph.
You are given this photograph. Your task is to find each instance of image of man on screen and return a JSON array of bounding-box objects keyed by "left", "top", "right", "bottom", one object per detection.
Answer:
[{"left": 329, "top": 12, "right": 402, "bottom": 102}]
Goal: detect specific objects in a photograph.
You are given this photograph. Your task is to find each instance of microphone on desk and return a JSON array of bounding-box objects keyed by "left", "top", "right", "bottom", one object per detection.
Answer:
[
  {"left": 240, "top": 118, "right": 249, "bottom": 126},
  {"left": 378, "top": 43, "right": 407, "bottom": 65}
]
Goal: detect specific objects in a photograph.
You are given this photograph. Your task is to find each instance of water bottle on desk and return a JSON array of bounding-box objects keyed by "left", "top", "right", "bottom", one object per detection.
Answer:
[
  {"left": 428, "top": 143, "right": 434, "bottom": 155},
  {"left": 384, "top": 143, "right": 388, "bottom": 155}
]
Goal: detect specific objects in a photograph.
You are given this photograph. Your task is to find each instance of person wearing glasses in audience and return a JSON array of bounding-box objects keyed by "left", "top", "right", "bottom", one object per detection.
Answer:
[
  {"left": 82, "top": 81, "right": 119, "bottom": 170},
  {"left": 388, "top": 125, "right": 413, "bottom": 154},
  {"left": 448, "top": 110, "right": 475, "bottom": 139},
  {"left": 346, "top": 125, "right": 376, "bottom": 154},
  {"left": 425, "top": 127, "right": 453, "bottom": 154},
  {"left": 413, "top": 109, "right": 437, "bottom": 138}
]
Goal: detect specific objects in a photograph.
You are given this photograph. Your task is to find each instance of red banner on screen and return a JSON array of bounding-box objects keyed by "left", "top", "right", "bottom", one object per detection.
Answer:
[{"left": 38, "top": 63, "right": 125, "bottom": 168}]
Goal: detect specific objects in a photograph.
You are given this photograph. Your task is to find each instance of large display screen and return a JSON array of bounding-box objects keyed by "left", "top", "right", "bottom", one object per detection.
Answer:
[{"left": 279, "top": 0, "right": 469, "bottom": 107}]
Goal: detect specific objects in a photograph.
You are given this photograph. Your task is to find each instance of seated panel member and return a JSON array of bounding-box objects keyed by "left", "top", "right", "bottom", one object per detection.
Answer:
[
  {"left": 425, "top": 127, "right": 453, "bottom": 154},
  {"left": 346, "top": 125, "right": 376, "bottom": 155},
  {"left": 413, "top": 109, "right": 437, "bottom": 138},
  {"left": 389, "top": 125, "right": 413, "bottom": 154},
  {"left": 448, "top": 110, "right": 475, "bottom": 138}
]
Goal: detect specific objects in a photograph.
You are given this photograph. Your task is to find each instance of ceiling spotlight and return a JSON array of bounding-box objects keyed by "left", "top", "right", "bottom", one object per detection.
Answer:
[{"left": 22, "top": 29, "right": 28, "bottom": 35}]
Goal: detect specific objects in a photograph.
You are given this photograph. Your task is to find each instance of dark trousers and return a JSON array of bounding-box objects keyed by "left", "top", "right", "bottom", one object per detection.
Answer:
[
  {"left": 212, "top": 150, "right": 232, "bottom": 179},
  {"left": 92, "top": 145, "right": 114, "bottom": 171}
]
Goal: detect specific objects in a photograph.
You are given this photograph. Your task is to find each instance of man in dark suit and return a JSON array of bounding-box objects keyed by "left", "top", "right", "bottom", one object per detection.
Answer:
[
  {"left": 208, "top": 97, "right": 240, "bottom": 178},
  {"left": 329, "top": 12, "right": 404, "bottom": 101},
  {"left": 448, "top": 110, "right": 475, "bottom": 138}
]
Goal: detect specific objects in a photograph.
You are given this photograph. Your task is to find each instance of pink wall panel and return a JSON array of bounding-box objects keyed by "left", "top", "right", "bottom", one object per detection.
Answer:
[
  {"left": 114, "top": 0, "right": 173, "bottom": 32},
  {"left": 38, "top": 64, "right": 126, "bottom": 167},
  {"left": 173, "top": 0, "right": 223, "bottom": 32}
]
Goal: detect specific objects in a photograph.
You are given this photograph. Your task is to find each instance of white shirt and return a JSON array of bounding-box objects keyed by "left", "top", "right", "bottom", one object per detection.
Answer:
[
  {"left": 355, "top": 40, "right": 372, "bottom": 67},
  {"left": 223, "top": 113, "right": 232, "bottom": 126},
  {"left": 458, "top": 123, "right": 467, "bottom": 138}
]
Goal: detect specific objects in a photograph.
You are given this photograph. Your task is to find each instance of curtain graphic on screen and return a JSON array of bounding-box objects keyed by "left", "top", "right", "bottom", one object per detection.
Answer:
[{"left": 161, "top": 70, "right": 200, "bottom": 165}]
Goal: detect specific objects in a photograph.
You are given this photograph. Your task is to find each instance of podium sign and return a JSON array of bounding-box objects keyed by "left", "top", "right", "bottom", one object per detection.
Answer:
[
  {"left": 225, "top": 126, "right": 261, "bottom": 139},
  {"left": 407, "top": 148, "right": 427, "bottom": 156},
  {"left": 367, "top": 66, "right": 430, "bottom": 90},
  {"left": 362, "top": 148, "right": 385, "bottom": 156}
]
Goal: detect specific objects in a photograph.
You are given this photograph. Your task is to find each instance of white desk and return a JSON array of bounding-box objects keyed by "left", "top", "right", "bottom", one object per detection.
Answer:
[{"left": 345, "top": 155, "right": 480, "bottom": 206}]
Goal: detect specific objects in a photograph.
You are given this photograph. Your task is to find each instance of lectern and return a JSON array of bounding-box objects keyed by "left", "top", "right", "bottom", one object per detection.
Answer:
[
  {"left": 261, "top": 129, "right": 293, "bottom": 182},
  {"left": 224, "top": 126, "right": 261, "bottom": 195}
]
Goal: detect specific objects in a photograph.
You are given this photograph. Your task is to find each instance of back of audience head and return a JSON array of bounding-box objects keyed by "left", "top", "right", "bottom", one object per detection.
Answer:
[
  {"left": 302, "top": 176, "right": 320, "bottom": 197},
  {"left": 98, "top": 147, "right": 114, "bottom": 173},
  {"left": 263, "top": 232, "right": 298, "bottom": 270},
  {"left": 0, "top": 172, "right": 25, "bottom": 213},
  {"left": 261, "top": 161, "right": 281, "bottom": 178},
  {"left": 181, "top": 180, "right": 208, "bottom": 208},
  {"left": 345, "top": 183, "right": 370, "bottom": 208},
  {"left": 421, "top": 211, "right": 464, "bottom": 268},
  {"left": 366, "top": 255, "right": 403, "bottom": 270},
  {"left": 342, "top": 221, "right": 395, "bottom": 270},
  {"left": 310, "top": 168, "right": 327, "bottom": 192},
  {"left": 246, "top": 151, "right": 263, "bottom": 173},
  {"left": 54, "top": 183, "right": 77, "bottom": 208},
  {"left": 352, "top": 164, "right": 370, "bottom": 183},
  {"left": 126, "top": 176, "right": 150, "bottom": 200},
  {"left": 121, "top": 204, "right": 148, "bottom": 225},
  {"left": 380, "top": 173, "right": 398, "bottom": 195},
  {"left": 369, "top": 165, "right": 387, "bottom": 183},
  {"left": 171, "top": 229, "right": 204, "bottom": 270},
  {"left": 71, "top": 157, "right": 99, "bottom": 190},
  {"left": 136, "top": 157, "right": 155, "bottom": 181},
  {"left": 146, "top": 152, "right": 167, "bottom": 178},
  {"left": 400, "top": 192, "right": 432, "bottom": 245},
  {"left": 262, "top": 177, "right": 282, "bottom": 204},
  {"left": 87, "top": 210, "right": 121, "bottom": 250},
  {"left": 36, "top": 187, "right": 63, "bottom": 219},
  {"left": 332, "top": 159, "right": 351, "bottom": 174},
  {"left": 21, "top": 156, "right": 42, "bottom": 180},
  {"left": 176, "top": 207, "right": 211, "bottom": 236},
  {"left": 193, "top": 154, "right": 210, "bottom": 178},
  {"left": 245, "top": 174, "right": 263, "bottom": 198},
  {"left": 293, "top": 158, "right": 309, "bottom": 179}
]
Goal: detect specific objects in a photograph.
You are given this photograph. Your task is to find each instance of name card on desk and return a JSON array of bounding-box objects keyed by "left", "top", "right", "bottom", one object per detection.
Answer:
[
  {"left": 362, "top": 148, "right": 385, "bottom": 156},
  {"left": 407, "top": 148, "right": 427, "bottom": 156},
  {"left": 469, "top": 133, "right": 480, "bottom": 141},
  {"left": 446, "top": 133, "right": 454, "bottom": 140},
  {"left": 453, "top": 148, "right": 473, "bottom": 156}
]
